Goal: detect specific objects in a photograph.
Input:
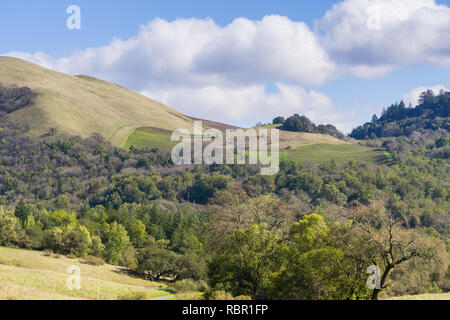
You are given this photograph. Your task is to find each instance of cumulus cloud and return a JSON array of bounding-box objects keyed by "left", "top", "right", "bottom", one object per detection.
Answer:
[
  {"left": 402, "top": 85, "right": 449, "bottom": 106},
  {"left": 141, "top": 83, "right": 352, "bottom": 132},
  {"left": 316, "top": 0, "right": 450, "bottom": 77},
  {"left": 8, "top": 16, "right": 335, "bottom": 89},
  {"left": 5, "top": 15, "right": 348, "bottom": 130},
  {"left": 5, "top": 1, "right": 450, "bottom": 131}
]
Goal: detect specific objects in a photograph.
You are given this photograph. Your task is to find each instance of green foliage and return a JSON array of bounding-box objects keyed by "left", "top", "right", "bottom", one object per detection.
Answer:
[
  {"left": 271, "top": 214, "right": 370, "bottom": 300},
  {"left": 173, "top": 279, "right": 209, "bottom": 293},
  {"left": 14, "top": 200, "right": 30, "bottom": 223},
  {"left": 282, "top": 143, "right": 385, "bottom": 164},
  {"left": 208, "top": 224, "right": 282, "bottom": 299},
  {"left": 350, "top": 90, "right": 449, "bottom": 140},
  {"left": 279, "top": 114, "right": 344, "bottom": 139},
  {"left": 0, "top": 206, "right": 30, "bottom": 248},
  {"left": 135, "top": 247, "right": 206, "bottom": 281},
  {"left": 122, "top": 129, "right": 177, "bottom": 152},
  {"left": 188, "top": 173, "right": 229, "bottom": 204},
  {"left": 62, "top": 224, "right": 92, "bottom": 257},
  {"left": 105, "top": 222, "right": 129, "bottom": 264},
  {"left": 0, "top": 90, "right": 447, "bottom": 300},
  {"left": 289, "top": 214, "right": 330, "bottom": 252}
]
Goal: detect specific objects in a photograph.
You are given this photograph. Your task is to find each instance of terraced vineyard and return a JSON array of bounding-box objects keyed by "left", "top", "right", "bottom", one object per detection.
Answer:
[{"left": 282, "top": 143, "right": 387, "bottom": 164}]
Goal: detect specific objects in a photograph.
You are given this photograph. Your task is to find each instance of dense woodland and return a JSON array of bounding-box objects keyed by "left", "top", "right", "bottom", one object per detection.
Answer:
[
  {"left": 350, "top": 90, "right": 450, "bottom": 140},
  {"left": 0, "top": 85, "right": 449, "bottom": 300}
]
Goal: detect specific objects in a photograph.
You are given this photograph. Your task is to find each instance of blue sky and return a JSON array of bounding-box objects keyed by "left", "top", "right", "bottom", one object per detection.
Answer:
[
  {"left": 1, "top": 0, "right": 337, "bottom": 56},
  {"left": 1, "top": 0, "right": 450, "bottom": 132}
]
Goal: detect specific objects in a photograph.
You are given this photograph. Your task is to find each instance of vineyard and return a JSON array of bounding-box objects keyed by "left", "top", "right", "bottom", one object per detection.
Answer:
[
  {"left": 282, "top": 143, "right": 386, "bottom": 164},
  {"left": 121, "top": 128, "right": 387, "bottom": 165},
  {"left": 121, "top": 128, "right": 176, "bottom": 151}
]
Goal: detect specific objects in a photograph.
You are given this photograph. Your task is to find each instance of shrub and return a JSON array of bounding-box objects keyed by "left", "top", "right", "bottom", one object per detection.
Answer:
[
  {"left": 176, "top": 292, "right": 205, "bottom": 300},
  {"left": 0, "top": 207, "right": 30, "bottom": 248},
  {"left": 81, "top": 255, "right": 105, "bottom": 266},
  {"left": 117, "top": 292, "right": 147, "bottom": 300},
  {"left": 172, "top": 279, "right": 209, "bottom": 293},
  {"left": 62, "top": 225, "right": 92, "bottom": 257}
]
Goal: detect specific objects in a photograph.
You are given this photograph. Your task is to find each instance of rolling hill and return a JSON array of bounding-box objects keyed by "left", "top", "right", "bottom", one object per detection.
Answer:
[
  {"left": 0, "top": 56, "right": 195, "bottom": 146},
  {"left": 0, "top": 246, "right": 172, "bottom": 300},
  {"left": 0, "top": 56, "right": 385, "bottom": 164}
]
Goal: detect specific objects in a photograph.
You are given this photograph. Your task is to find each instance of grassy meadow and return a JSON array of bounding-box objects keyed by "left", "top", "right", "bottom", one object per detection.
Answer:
[
  {"left": 0, "top": 246, "right": 172, "bottom": 300},
  {"left": 387, "top": 293, "right": 450, "bottom": 300}
]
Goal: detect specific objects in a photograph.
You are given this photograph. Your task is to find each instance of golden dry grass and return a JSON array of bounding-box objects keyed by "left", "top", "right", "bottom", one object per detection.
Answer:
[
  {"left": 253, "top": 125, "right": 346, "bottom": 149},
  {"left": 0, "top": 56, "right": 195, "bottom": 146},
  {"left": 387, "top": 293, "right": 450, "bottom": 300},
  {"left": 0, "top": 246, "right": 169, "bottom": 300}
]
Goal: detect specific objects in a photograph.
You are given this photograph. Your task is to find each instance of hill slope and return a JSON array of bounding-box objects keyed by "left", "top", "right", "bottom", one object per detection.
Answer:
[
  {"left": 0, "top": 246, "right": 170, "bottom": 300},
  {"left": 0, "top": 56, "right": 386, "bottom": 161},
  {"left": 0, "top": 56, "right": 194, "bottom": 146}
]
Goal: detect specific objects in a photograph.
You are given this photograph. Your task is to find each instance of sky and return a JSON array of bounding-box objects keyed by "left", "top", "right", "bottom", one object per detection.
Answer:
[{"left": 1, "top": 0, "right": 450, "bottom": 133}]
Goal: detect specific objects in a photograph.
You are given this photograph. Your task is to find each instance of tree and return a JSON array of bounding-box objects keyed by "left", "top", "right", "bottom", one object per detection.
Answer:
[
  {"left": 272, "top": 116, "right": 285, "bottom": 125},
  {"left": 136, "top": 247, "right": 179, "bottom": 281},
  {"left": 188, "top": 173, "right": 229, "bottom": 204},
  {"left": 14, "top": 200, "right": 30, "bottom": 223},
  {"left": 282, "top": 114, "right": 315, "bottom": 133},
  {"left": 90, "top": 235, "right": 105, "bottom": 257},
  {"left": 208, "top": 224, "right": 282, "bottom": 299},
  {"left": 271, "top": 214, "right": 371, "bottom": 300},
  {"left": 62, "top": 224, "right": 92, "bottom": 257},
  {"left": 176, "top": 253, "right": 207, "bottom": 281},
  {"left": 206, "top": 186, "right": 296, "bottom": 252},
  {"left": 339, "top": 203, "right": 441, "bottom": 300},
  {"left": 43, "top": 227, "right": 64, "bottom": 253},
  {"left": 128, "top": 219, "right": 147, "bottom": 248},
  {"left": 24, "top": 215, "right": 44, "bottom": 249},
  {"left": 0, "top": 207, "right": 29, "bottom": 248},
  {"left": 105, "top": 222, "right": 129, "bottom": 264}
]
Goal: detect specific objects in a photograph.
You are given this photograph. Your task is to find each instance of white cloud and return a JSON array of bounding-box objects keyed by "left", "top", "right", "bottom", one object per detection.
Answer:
[
  {"left": 8, "top": 16, "right": 335, "bottom": 89},
  {"left": 141, "top": 83, "right": 353, "bottom": 133},
  {"left": 5, "top": 16, "right": 349, "bottom": 130},
  {"left": 316, "top": 0, "right": 450, "bottom": 78},
  {"left": 5, "top": 2, "right": 450, "bottom": 132},
  {"left": 402, "top": 85, "right": 449, "bottom": 106}
]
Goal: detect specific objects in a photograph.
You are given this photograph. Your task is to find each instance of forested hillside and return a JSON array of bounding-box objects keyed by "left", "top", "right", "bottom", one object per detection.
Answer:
[
  {"left": 351, "top": 90, "right": 449, "bottom": 140},
  {"left": 0, "top": 85, "right": 448, "bottom": 300}
]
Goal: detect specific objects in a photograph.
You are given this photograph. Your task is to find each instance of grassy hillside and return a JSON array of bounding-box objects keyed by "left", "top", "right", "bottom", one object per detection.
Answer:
[
  {"left": 0, "top": 57, "right": 387, "bottom": 165},
  {"left": 0, "top": 246, "right": 171, "bottom": 300},
  {"left": 0, "top": 57, "right": 362, "bottom": 156},
  {"left": 0, "top": 56, "right": 194, "bottom": 146},
  {"left": 387, "top": 293, "right": 450, "bottom": 300}
]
